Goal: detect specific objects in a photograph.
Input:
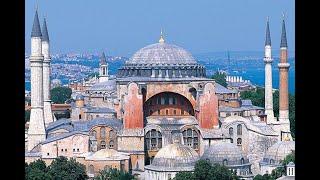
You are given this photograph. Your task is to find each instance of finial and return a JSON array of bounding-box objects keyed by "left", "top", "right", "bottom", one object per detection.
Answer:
[
  {"left": 282, "top": 12, "right": 286, "bottom": 20},
  {"left": 35, "top": 0, "right": 39, "bottom": 11},
  {"left": 159, "top": 28, "right": 165, "bottom": 43},
  {"left": 267, "top": 16, "right": 269, "bottom": 22}
]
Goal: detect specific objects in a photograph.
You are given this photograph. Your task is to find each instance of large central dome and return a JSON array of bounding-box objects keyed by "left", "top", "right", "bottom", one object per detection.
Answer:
[
  {"left": 117, "top": 34, "right": 206, "bottom": 79},
  {"left": 127, "top": 42, "right": 197, "bottom": 65}
]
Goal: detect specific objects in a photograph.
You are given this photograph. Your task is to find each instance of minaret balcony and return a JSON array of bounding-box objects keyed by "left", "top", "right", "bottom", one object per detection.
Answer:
[{"left": 277, "top": 63, "right": 290, "bottom": 68}]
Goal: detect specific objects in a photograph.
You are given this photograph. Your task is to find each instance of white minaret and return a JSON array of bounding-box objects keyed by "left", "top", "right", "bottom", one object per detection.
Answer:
[
  {"left": 42, "top": 17, "right": 54, "bottom": 126},
  {"left": 28, "top": 10, "right": 46, "bottom": 151},
  {"left": 99, "top": 52, "right": 109, "bottom": 83},
  {"left": 264, "top": 17, "right": 276, "bottom": 124}
]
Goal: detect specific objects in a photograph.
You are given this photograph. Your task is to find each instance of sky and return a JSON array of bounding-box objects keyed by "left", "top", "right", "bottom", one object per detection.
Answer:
[{"left": 25, "top": 0, "right": 295, "bottom": 57}]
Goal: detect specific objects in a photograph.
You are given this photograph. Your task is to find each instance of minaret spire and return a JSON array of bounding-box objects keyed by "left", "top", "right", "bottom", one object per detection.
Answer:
[
  {"left": 280, "top": 13, "right": 288, "bottom": 48},
  {"left": 265, "top": 16, "right": 271, "bottom": 46},
  {"left": 264, "top": 16, "right": 275, "bottom": 124},
  {"left": 31, "top": 9, "right": 42, "bottom": 37},
  {"left": 42, "top": 17, "right": 49, "bottom": 42}
]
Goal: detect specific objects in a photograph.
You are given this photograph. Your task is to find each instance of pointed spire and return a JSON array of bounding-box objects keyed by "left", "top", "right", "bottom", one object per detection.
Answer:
[
  {"left": 159, "top": 28, "right": 165, "bottom": 43},
  {"left": 265, "top": 16, "right": 271, "bottom": 46},
  {"left": 42, "top": 17, "right": 49, "bottom": 42},
  {"left": 31, "top": 10, "right": 42, "bottom": 37},
  {"left": 280, "top": 13, "right": 288, "bottom": 48},
  {"left": 100, "top": 52, "right": 107, "bottom": 65}
]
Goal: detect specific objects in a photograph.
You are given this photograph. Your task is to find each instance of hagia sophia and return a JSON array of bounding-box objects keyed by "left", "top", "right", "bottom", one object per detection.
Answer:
[{"left": 25, "top": 9, "right": 295, "bottom": 180}]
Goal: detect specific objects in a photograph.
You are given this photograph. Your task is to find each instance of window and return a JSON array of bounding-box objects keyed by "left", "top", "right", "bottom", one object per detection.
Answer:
[
  {"left": 183, "top": 128, "right": 199, "bottom": 149},
  {"left": 77, "top": 148, "right": 79, "bottom": 152},
  {"left": 168, "top": 174, "right": 171, "bottom": 180},
  {"left": 96, "top": 115, "right": 99, "bottom": 118},
  {"left": 166, "top": 110, "right": 168, "bottom": 115},
  {"left": 189, "top": 110, "right": 193, "bottom": 115},
  {"left": 173, "top": 97, "right": 176, "bottom": 105},
  {"left": 145, "top": 129, "right": 162, "bottom": 150},
  {"left": 157, "top": 97, "right": 161, "bottom": 105},
  {"left": 181, "top": 109, "right": 184, "bottom": 115},
  {"left": 61, "top": 149, "right": 64, "bottom": 152},
  {"left": 90, "top": 130, "right": 97, "bottom": 139},
  {"left": 237, "top": 138, "right": 242, "bottom": 145},
  {"left": 270, "top": 159, "right": 275, "bottom": 164},
  {"left": 223, "top": 159, "right": 228, "bottom": 166},
  {"left": 150, "top": 110, "right": 153, "bottom": 115},
  {"left": 73, "top": 149, "right": 75, "bottom": 152},
  {"left": 65, "top": 149, "right": 67, "bottom": 152},
  {"left": 109, "top": 130, "right": 114, "bottom": 138},
  {"left": 101, "top": 141, "right": 106, "bottom": 149},
  {"left": 161, "top": 97, "right": 165, "bottom": 105},
  {"left": 173, "top": 110, "right": 176, "bottom": 115},
  {"left": 100, "top": 127, "right": 106, "bottom": 138},
  {"left": 109, "top": 140, "right": 114, "bottom": 148},
  {"left": 158, "top": 109, "right": 161, "bottom": 115},
  {"left": 47, "top": 153, "right": 49, "bottom": 156},
  {"left": 180, "top": 98, "right": 185, "bottom": 105},
  {"left": 229, "top": 127, "right": 234, "bottom": 136},
  {"left": 237, "top": 124, "right": 242, "bottom": 135},
  {"left": 241, "top": 158, "right": 245, "bottom": 164},
  {"left": 79, "top": 114, "right": 82, "bottom": 119},
  {"left": 88, "top": 165, "right": 94, "bottom": 174},
  {"left": 230, "top": 139, "right": 233, "bottom": 143}
]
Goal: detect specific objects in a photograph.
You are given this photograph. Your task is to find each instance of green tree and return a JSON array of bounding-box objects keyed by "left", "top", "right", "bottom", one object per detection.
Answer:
[
  {"left": 173, "top": 171, "right": 195, "bottom": 180},
  {"left": 94, "top": 168, "right": 134, "bottom": 180},
  {"left": 25, "top": 159, "right": 50, "bottom": 180},
  {"left": 211, "top": 71, "right": 227, "bottom": 87},
  {"left": 176, "top": 160, "right": 239, "bottom": 180},
  {"left": 50, "top": 86, "right": 72, "bottom": 104},
  {"left": 47, "top": 156, "right": 88, "bottom": 180},
  {"left": 253, "top": 174, "right": 275, "bottom": 180}
]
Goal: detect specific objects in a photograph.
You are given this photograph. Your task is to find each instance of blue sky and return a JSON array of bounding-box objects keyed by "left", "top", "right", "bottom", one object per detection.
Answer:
[{"left": 25, "top": 0, "right": 295, "bottom": 57}]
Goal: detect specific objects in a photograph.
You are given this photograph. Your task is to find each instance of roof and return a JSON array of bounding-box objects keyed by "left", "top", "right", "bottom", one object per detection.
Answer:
[
  {"left": 215, "top": 83, "right": 237, "bottom": 94},
  {"left": 31, "top": 10, "right": 42, "bottom": 37},
  {"left": 150, "top": 141, "right": 199, "bottom": 169},
  {"left": 85, "top": 149, "right": 130, "bottom": 161},
  {"left": 85, "top": 107, "right": 116, "bottom": 114},
  {"left": 199, "top": 128, "right": 230, "bottom": 139},
  {"left": 262, "top": 141, "right": 295, "bottom": 164},
  {"left": 42, "top": 131, "right": 88, "bottom": 144},
  {"left": 265, "top": 18, "right": 271, "bottom": 46},
  {"left": 41, "top": 18, "right": 49, "bottom": 41},
  {"left": 127, "top": 42, "right": 197, "bottom": 65},
  {"left": 201, "top": 141, "right": 249, "bottom": 166},
  {"left": 241, "top": 99, "right": 253, "bottom": 106},
  {"left": 89, "top": 79, "right": 116, "bottom": 91},
  {"left": 280, "top": 19, "right": 288, "bottom": 48},
  {"left": 276, "top": 176, "right": 295, "bottom": 180},
  {"left": 146, "top": 116, "right": 198, "bottom": 125},
  {"left": 100, "top": 52, "right": 107, "bottom": 65}
]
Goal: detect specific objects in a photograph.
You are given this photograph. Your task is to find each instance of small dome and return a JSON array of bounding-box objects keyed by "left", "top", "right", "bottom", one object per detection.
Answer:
[
  {"left": 263, "top": 141, "right": 295, "bottom": 163},
  {"left": 75, "top": 94, "right": 84, "bottom": 100},
  {"left": 90, "top": 149, "right": 118, "bottom": 159},
  {"left": 127, "top": 42, "right": 197, "bottom": 65},
  {"left": 151, "top": 142, "right": 199, "bottom": 168},
  {"left": 201, "top": 141, "right": 248, "bottom": 165}
]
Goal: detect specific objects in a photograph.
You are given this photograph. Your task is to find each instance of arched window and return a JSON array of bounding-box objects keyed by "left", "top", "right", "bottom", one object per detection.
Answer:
[
  {"left": 270, "top": 159, "right": 275, "bottom": 164},
  {"left": 100, "top": 141, "right": 106, "bottom": 149},
  {"left": 223, "top": 159, "right": 228, "bottom": 166},
  {"left": 109, "top": 130, "right": 114, "bottom": 138},
  {"left": 166, "top": 109, "right": 169, "bottom": 115},
  {"left": 230, "top": 139, "right": 233, "bottom": 143},
  {"left": 173, "top": 110, "right": 176, "bottom": 115},
  {"left": 241, "top": 158, "right": 245, "bottom": 164},
  {"left": 229, "top": 127, "right": 233, "bottom": 136},
  {"left": 100, "top": 127, "right": 106, "bottom": 138},
  {"left": 172, "top": 97, "right": 176, "bottom": 105},
  {"left": 149, "top": 110, "right": 153, "bottom": 115},
  {"left": 237, "top": 124, "right": 242, "bottom": 135},
  {"left": 79, "top": 114, "right": 82, "bottom": 120},
  {"left": 157, "top": 97, "right": 161, "bottom": 105},
  {"left": 237, "top": 138, "right": 242, "bottom": 145},
  {"left": 158, "top": 109, "right": 161, "bottom": 115},
  {"left": 88, "top": 164, "right": 94, "bottom": 174},
  {"left": 145, "top": 129, "right": 162, "bottom": 150},
  {"left": 109, "top": 140, "right": 114, "bottom": 148},
  {"left": 183, "top": 128, "right": 199, "bottom": 149},
  {"left": 90, "top": 130, "right": 97, "bottom": 139}
]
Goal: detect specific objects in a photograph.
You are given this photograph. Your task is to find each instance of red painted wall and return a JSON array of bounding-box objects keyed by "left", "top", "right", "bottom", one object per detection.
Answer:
[{"left": 123, "top": 83, "right": 144, "bottom": 129}]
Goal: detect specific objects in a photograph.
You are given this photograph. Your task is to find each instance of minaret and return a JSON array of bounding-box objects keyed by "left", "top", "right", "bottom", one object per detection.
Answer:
[
  {"left": 42, "top": 17, "right": 54, "bottom": 126},
  {"left": 28, "top": 9, "right": 46, "bottom": 151},
  {"left": 277, "top": 14, "right": 291, "bottom": 140},
  {"left": 264, "top": 17, "right": 275, "bottom": 124},
  {"left": 99, "top": 52, "right": 109, "bottom": 83}
]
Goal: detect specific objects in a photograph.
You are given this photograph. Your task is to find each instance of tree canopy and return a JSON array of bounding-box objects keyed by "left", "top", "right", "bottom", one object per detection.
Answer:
[
  {"left": 25, "top": 156, "right": 88, "bottom": 180},
  {"left": 50, "top": 86, "right": 72, "bottom": 104},
  {"left": 211, "top": 71, "right": 228, "bottom": 87},
  {"left": 94, "top": 168, "right": 134, "bottom": 180},
  {"left": 174, "top": 159, "right": 239, "bottom": 180}
]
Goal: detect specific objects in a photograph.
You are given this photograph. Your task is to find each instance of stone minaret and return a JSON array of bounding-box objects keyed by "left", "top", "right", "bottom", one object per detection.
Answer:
[
  {"left": 99, "top": 52, "right": 109, "bottom": 83},
  {"left": 42, "top": 17, "right": 54, "bottom": 126},
  {"left": 277, "top": 15, "right": 291, "bottom": 140},
  {"left": 264, "top": 17, "right": 275, "bottom": 124},
  {"left": 28, "top": 10, "right": 46, "bottom": 151}
]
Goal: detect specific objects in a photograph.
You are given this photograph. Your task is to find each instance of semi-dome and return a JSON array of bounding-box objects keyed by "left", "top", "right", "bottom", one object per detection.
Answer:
[
  {"left": 127, "top": 43, "right": 197, "bottom": 65},
  {"left": 150, "top": 141, "right": 199, "bottom": 169},
  {"left": 117, "top": 34, "right": 206, "bottom": 79},
  {"left": 201, "top": 141, "right": 249, "bottom": 165},
  {"left": 262, "top": 141, "right": 295, "bottom": 164}
]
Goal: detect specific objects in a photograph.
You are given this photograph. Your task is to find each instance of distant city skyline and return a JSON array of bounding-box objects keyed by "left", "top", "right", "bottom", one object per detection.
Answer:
[{"left": 25, "top": 0, "right": 295, "bottom": 57}]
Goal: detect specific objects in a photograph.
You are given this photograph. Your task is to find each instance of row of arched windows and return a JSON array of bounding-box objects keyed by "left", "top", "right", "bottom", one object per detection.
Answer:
[
  {"left": 90, "top": 128, "right": 114, "bottom": 139},
  {"left": 229, "top": 124, "right": 242, "bottom": 136},
  {"left": 145, "top": 129, "right": 162, "bottom": 150},
  {"left": 182, "top": 128, "right": 199, "bottom": 149}
]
